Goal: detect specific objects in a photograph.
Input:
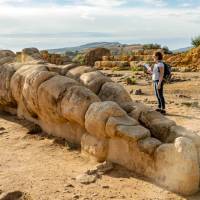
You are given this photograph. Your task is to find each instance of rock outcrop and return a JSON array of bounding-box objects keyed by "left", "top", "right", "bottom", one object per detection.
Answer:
[
  {"left": 84, "top": 48, "right": 111, "bottom": 66},
  {"left": 0, "top": 48, "right": 200, "bottom": 195},
  {"left": 165, "top": 46, "right": 200, "bottom": 72},
  {"left": 40, "top": 50, "right": 72, "bottom": 65}
]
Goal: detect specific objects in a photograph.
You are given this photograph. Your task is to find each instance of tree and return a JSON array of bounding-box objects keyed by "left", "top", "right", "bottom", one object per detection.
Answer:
[{"left": 191, "top": 35, "right": 200, "bottom": 47}]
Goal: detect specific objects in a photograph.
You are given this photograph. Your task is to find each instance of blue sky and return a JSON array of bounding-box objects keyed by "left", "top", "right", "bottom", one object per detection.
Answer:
[{"left": 0, "top": 0, "right": 200, "bottom": 51}]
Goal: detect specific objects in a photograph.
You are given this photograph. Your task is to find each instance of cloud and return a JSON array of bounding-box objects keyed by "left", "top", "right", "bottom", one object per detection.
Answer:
[
  {"left": 141, "top": 0, "right": 167, "bottom": 7},
  {"left": 83, "top": 0, "right": 127, "bottom": 7},
  {"left": 0, "top": 0, "right": 200, "bottom": 50}
]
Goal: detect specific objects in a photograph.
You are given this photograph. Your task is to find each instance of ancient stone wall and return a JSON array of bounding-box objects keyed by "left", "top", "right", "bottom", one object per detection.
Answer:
[{"left": 0, "top": 48, "right": 200, "bottom": 195}]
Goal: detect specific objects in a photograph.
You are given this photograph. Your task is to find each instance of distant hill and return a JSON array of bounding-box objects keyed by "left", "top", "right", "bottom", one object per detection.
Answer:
[
  {"left": 47, "top": 42, "right": 143, "bottom": 55},
  {"left": 47, "top": 42, "right": 121, "bottom": 54},
  {"left": 172, "top": 47, "right": 192, "bottom": 53}
]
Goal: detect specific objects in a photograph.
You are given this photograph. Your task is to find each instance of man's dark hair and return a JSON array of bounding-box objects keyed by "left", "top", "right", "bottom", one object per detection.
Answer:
[{"left": 154, "top": 51, "right": 163, "bottom": 60}]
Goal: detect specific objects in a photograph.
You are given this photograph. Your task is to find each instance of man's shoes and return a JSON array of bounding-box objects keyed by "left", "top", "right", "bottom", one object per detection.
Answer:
[
  {"left": 160, "top": 109, "right": 166, "bottom": 115},
  {"left": 155, "top": 108, "right": 161, "bottom": 112},
  {"left": 155, "top": 108, "right": 166, "bottom": 115}
]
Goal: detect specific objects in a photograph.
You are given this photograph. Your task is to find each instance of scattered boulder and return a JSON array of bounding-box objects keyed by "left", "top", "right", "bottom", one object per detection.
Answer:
[
  {"left": 134, "top": 89, "right": 143, "bottom": 95},
  {"left": 76, "top": 173, "right": 98, "bottom": 184},
  {"left": 84, "top": 48, "right": 111, "bottom": 66}
]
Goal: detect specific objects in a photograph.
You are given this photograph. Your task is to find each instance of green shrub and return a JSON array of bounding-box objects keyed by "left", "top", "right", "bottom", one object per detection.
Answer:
[
  {"left": 130, "top": 65, "right": 144, "bottom": 72},
  {"left": 126, "top": 77, "right": 136, "bottom": 85},
  {"left": 192, "top": 35, "right": 200, "bottom": 47},
  {"left": 162, "top": 46, "right": 172, "bottom": 54},
  {"left": 72, "top": 53, "right": 85, "bottom": 64}
]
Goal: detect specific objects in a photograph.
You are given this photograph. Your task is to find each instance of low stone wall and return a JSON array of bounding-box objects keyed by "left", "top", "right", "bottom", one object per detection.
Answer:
[{"left": 0, "top": 48, "right": 200, "bottom": 195}]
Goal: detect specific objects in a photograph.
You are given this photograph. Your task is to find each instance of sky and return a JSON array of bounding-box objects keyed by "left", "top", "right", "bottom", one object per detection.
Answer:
[{"left": 0, "top": 0, "right": 200, "bottom": 51}]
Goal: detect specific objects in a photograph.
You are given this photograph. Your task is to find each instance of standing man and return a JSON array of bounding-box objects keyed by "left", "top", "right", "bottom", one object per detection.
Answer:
[{"left": 148, "top": 51, "right": 166, "bottom": 114}]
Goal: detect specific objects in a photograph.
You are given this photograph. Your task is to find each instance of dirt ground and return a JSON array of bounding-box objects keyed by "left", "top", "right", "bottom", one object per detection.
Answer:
[{"left": 0, "top": 71, "right": 200, "bottom": 200}]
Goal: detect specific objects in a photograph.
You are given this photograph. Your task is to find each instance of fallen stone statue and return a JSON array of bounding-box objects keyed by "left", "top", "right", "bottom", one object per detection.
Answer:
[{"left": 0, "top": 48, "right": 200, "bottom": 195}]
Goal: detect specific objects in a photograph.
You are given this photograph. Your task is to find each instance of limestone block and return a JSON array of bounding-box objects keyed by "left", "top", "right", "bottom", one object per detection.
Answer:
[
  {"left": 85, "top": 101, "right": 127, "bottom": 138},
  {"left": 10, "top": 65, "right": 48, "bottom": 102},
  {"left": 167, "top": 125, "right": 200, "bottom": 147},
  {"left": 105, "top": 115, "right": 139, "bottom": 137},
  {"left": 80, "top": 71, "right": 112, "bottom": 94},
  {"left": 81, "top": 134, "right": 108, "bottom": 162},
  {"left": 21, "top": 48, "right": 42, "bottom": 63},
  {"left": 67, "top": 65, "right": 95, "bottom": 80},
  {"left": 22, "top": 70, "right": 57, "bottom": 115},
  {"left": 37, "top": 75, "right": 79, "bottom": 120},
  {"left": 39, "top": 119, "right": 85, "bottom": 144},
  {"left": 107, "top": 137, "right": 155, "bottom": 177},
  {"left": 155, "top": 137, "right": 199, "bottom": 195},
  {"left": 60, "top": 85, "right": 100, "bottom": 126},
  {"left": 107, "top": 137, "right": 132, "bottom": 167},
  {"left": 124, "top": 101, "right": 152, "bottom": 119},
  {"left": 140, "top": 110, "right": 176, "bottom": 142},
  {"left": 99, "top": 82, "right": 132, "bottom": 107},
  {"left": 0, "top": 50, "right": 16, "bottom": 65},
  {"left": 0, "top": 64, "right": 17, "bottom": 106},
  {"left": 138, "top": 137, "right": 162, "bottom": 155},
  {"left": 116, "top": 125, "right": 150, "bottom": 141}
]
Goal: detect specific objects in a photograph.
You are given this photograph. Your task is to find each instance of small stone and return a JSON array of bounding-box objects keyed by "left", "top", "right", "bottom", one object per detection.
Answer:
[
  {"left": 129, "top": 89, "right": 133, "bottom": 94},
  {"left": 102, "top": 185, "right": 110, "bottom": 189},
  {"left": 73, "top": 194, "right": 80, "bottom": 199},
  {"left": 65, "top": 183, "right": 74, "bottom": 188},
  {"left": 0, "top": 127, "right": 5, "bottom": 131},
  {"left": 134, "top": 89, "right": 143, "bottom": 95},
  {"left": 76, "top": 173, "right": 97, "bottom": 184},
  {"left": 85, "top": 167, "right": 98, "bottom": 175},
  {"left": 95, "top": 161, "right": 114, "bottom": 174}
]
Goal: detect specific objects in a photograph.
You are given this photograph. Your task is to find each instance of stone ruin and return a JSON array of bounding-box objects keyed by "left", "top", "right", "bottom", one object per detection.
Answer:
[{"left": 0, "top": 48, "right": 200, "bottom": 195}]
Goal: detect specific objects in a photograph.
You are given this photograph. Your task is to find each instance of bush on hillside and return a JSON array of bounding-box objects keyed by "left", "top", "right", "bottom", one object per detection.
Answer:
[
  {"left": 192, "top": 35, "right": 200, "bottom": 47},
  {"left": 72, "top": 53, "right": 85, "bottom": 65},
  {"left": 143, "top": 43, "right": 161, "bottom": 49}
]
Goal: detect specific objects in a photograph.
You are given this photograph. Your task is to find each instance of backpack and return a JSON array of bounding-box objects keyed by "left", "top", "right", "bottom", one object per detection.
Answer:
[{"left": 162, "top": 62, "right": 172, "bottom": 82}]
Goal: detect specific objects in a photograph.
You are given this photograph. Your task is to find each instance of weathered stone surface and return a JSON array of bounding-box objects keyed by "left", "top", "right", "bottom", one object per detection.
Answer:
[
  {"left": 116, "top": 125, "right": 150, "bottom": 141},
  {"left": 0, "top": 50, "right": 16, "bottom": 65},
  {"left": 22, "top": 70, "right": 57, "bottom": 117},
  {"left": 95, "top": 61, "right": 129, "bottom": 69},
  {"left": 124, "top": 101, "right": 152, "bottom": 118},
  {"left": 138, "top": 137, "right": 162, "bottom": 154},
  {"left": 105, "top": 115, "right": 139, "bottom": 137},
  {"left": 68, "top": 65, "right": 95, "bottom": 80},
  {"left": 39, "top": 119, "right": 85, "bottom": 144},
  {"left": 21, "top": 48, "right": 42, "bottom": 63},
  {"left": 85, "top": 101, "right": 127, "bottom": 138},
  {"left": 81, "top": 134, "right": 108, "bottom": 162},
  {"left": 99, "top": 82, "right": 132, "bottom": 107},
  {"left": 140, "top": 110, "right": 176, "bottom": 142},
  {"left": 107, "top": 137, "right": 155, "bottom": 177},
  {"left": 0, "top": 65, "right": 17, "bottom": 106},
  {"left": 60, "top": 85, "right": 100, "bottom": 126},
  {"left": 84, "top": 48, "right": 111, "bottom": 66},
  {"left": 10, "top": 65, "right": 48, "bottom": 102},
  {"left": 37, "top": 75, "right": 79, "bottom": 120},
  {"left": 167, "top": 125, "right": 200, "bottom": 147},
  {"left": 155, "top": 137, "right": 199, "bottom": 195},
  {"left": 80, "top": 71, "right": 112, "bottom": 94},
  {"left": 76, "top": 173, "right": 98, "bottom": 184}
]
